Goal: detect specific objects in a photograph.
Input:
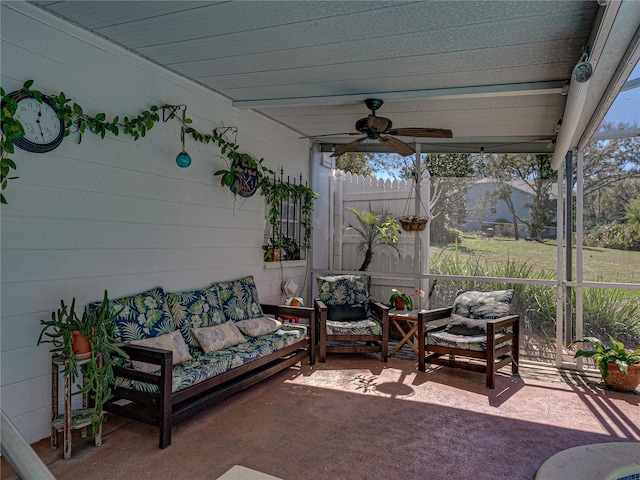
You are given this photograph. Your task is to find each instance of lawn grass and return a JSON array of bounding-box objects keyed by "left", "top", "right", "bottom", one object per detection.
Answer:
[{"left": 431, "top": 234, "right": 640, "bottom": 285}]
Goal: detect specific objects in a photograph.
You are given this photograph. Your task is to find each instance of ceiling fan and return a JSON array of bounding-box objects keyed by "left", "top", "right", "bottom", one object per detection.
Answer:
[{"left": 330, "top": 98, "right": 453, "bottom": 157}]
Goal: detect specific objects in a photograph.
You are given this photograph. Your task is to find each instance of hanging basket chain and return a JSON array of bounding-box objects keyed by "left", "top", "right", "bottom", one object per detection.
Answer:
[{"left": 398, "top": 172, "right": 429, "bottom": 231}]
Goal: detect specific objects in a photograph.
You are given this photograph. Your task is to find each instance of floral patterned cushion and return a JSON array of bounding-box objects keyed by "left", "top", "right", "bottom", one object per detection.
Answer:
[
  {"left": 452, "top": 290, "right": 513, "bottom": 319},
  {"left": 129, "top": 330, "right": 192, "bottom": 373},
  {"left": 214, "top": 276, "right": 264, "bottom": 321},
  {"left": 191, "top": 321, "right": 246, "bottom": 353},
  {"left": 115, "top": 325, "right": 308, "bottom": 394},
  {"left": 427, "top": 328, "right": 487, "bottom": 352},
  {"left": 235, "top": 316, "right": 282, "bottom": 337},
  {"left": 104, "top": 287, "right": 175, "bottom": 342},
  {"left": 166, "top": 289, "right": 225, "bottom": 353},
  {"left": 317, "top": 274, "right": 369, "bottom": 310},
  {"left": 326, "top": 318, "right": 381, "bottom": 336}
]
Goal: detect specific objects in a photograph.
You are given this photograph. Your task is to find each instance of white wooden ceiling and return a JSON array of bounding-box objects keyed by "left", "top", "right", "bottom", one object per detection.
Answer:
[{"left": 32, "top": 0, "right": 640, "bottom": 155}]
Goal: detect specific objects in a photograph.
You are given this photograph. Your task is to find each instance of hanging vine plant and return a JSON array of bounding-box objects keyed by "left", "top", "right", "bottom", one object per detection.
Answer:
[
  {"left": 261, "top": 176, "right": 318, "bottom": 255},
  {"left": 0, "top": 79, "right": 277, "bottom": 203}
]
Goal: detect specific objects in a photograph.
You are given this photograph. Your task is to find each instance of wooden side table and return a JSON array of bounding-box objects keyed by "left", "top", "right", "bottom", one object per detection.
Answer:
[
  {"left": 51, "top": 355, "right": 102, "bottom": 459},
  {"left": 388, "top": 309, "right": 426, "bottom": 357}
]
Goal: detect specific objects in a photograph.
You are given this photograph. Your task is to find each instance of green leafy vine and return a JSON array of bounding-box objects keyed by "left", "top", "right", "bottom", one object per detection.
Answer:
[
  {"left": 1, "top": 79, "right": 317, "bottom": 253},
  {"left": 0, "top": 79, "right": 272, "bottom": 203}
]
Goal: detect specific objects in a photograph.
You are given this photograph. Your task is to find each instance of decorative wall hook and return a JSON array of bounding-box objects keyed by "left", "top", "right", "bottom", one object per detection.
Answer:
[{"left": 162, "top": 104, "right": 186, "bottom": 123}]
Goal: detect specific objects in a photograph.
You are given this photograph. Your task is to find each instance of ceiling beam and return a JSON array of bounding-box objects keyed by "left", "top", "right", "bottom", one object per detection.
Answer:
[{"left": 232, "top": 81, "right": 567, "bottom": 109}]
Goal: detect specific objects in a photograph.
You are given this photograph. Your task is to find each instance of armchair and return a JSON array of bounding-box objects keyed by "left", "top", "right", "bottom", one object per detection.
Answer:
[
  {"left": 315, "top": 274, "right": 389, "bottom": 363},
  {"left": 417, "top": 290, "right": 520, "bottom": 388}
]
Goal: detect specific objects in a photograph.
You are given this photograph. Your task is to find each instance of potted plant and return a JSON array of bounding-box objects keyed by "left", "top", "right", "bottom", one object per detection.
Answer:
[
  {"left": 388, "top": 288, "right": 413, "bottom": 310},
  {"left": 344, "top": 207, "right": 400, "bottom": 271},
  {"left": 214, "top": 152, "right": 271, "bottom": 198},
  {"left": 262, "top": 242, "right": 281, "bottom": 262},
  {"left": 37, "top": 290, "right": 127, "bottom": 438},
  {"left": 569, "top": 336, "right": 640, "bottom": 392}
]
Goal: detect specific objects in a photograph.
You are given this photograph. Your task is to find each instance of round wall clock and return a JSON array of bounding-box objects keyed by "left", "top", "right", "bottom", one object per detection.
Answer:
[{"left": 4, "top": 91, "right": 65, "bottom": 153}]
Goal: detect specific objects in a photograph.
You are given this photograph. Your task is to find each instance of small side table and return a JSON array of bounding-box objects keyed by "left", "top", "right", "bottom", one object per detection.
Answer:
[
  {"left": 51, "top": 355, "right": 102, "bottom": 459},
  {"left": 388, "top": 309, "right": 426, "bottom": 357}
]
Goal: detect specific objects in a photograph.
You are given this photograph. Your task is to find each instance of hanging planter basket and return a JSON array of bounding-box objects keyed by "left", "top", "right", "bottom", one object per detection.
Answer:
[
  {"left": 398, "top": 172, "right": 429, "bottom": 232},
  {"left": 228, "top": 155, "right": 260, "bottom": 198},
  {"left": 398, "top": 215, "right": 428, "bottom": 232}
]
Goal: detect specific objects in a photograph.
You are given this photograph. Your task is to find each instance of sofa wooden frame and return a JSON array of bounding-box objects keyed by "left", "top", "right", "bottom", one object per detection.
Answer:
[
  {"left": 314, "top": 299, "right": 389, "bottom": 363},
  {"left": 104, "top": 304, "right": 315, "bottom": 448},
  {"left": 416, "top": 307, "right": 519, "bottom": 388}
]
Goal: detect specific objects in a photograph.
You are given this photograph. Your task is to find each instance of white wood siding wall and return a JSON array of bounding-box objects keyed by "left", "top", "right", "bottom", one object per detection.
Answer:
[{"left": 1, "top": 3, "right": 311, "bottom": 444}]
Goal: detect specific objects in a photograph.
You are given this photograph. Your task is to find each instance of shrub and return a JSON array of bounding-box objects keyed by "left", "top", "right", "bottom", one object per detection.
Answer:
[
  {"left": 584, "top": 222, "right": 640, "bottom": 251},
  {"left": 428, "top": 252, "right": 640, "bottom": 348}
]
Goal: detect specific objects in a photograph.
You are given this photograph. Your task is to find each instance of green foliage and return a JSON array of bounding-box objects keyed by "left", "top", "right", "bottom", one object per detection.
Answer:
[
  {"left": 37, "top": 291, "right": 128, "bottom": 439},
  {"left": 582, "top": 288, "right": 640, "bottom": 346},
  {"left": 335, "top": 152, "right": 375, "bottom": 176},
  {"left": 261, "top": 180, "right": 317, "bottom": 252},
  {"left": 430, "top": 222, "right": 464, "bottom": 245},
  {"left": 344, "top": 207, "right": 401, "bottom": 271},
  {"left": 0, "top": 79, "right": 277, "bottom": 203},
  {"left": 584, "top": 222, "right": 640, "bottom": 251},
  {"left": 624, "top": 196, "right": 640, "bottom": 224},
  {"left": 388, "top": 289, "right": 413, "bottom": 310},
  {"left": 569, "top": 336, "right": 640, "bottom": 378}
]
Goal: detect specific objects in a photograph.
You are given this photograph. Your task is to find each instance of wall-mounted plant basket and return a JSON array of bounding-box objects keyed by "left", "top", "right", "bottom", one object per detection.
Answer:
[
  {"left": 228, "top": 155, "right": 260, "bottom": 198},
  {"left": 398, "top": 215, "right": 428, "bottom": 232}
]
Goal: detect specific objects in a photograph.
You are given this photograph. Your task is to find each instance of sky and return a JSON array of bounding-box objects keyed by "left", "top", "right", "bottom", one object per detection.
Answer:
[{"left": 602, "top": 60, "right": 640, "bottom": 128}]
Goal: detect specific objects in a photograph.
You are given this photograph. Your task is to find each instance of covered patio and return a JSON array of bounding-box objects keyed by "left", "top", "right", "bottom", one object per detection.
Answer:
[
  {"left": 3, "top": 355, "right": 639, "bottom": 480},
  {"left": 1, "top": 1, "right": 639, "bottom": 478}
]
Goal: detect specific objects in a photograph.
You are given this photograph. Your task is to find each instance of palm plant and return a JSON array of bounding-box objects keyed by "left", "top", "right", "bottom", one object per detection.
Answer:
[{"left": 344, "top": 207, "right": 400, "bottom": 271}]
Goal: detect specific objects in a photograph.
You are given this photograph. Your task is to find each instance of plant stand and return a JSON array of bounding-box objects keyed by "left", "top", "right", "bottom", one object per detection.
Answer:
[{"left": 51, "top": 355, "right": 103, "bottom": 459}]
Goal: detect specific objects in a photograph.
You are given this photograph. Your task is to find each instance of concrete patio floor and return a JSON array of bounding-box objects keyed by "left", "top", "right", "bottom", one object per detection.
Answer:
[{"left": 2, "top": 353, "right": 639, "bottom": 480}]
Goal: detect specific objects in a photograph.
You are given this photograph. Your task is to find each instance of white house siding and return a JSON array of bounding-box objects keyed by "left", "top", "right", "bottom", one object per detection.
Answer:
[{"left": 0, "top": 3, "right": 310, "bottom": 444}]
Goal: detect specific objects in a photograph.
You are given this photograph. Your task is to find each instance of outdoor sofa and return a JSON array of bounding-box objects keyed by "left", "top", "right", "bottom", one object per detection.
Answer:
[{"left": 97, "top": 276, "right": 315, "bottom": 448}]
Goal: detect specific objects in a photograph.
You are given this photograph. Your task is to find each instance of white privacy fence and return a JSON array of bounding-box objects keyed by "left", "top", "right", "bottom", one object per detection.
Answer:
[{"left": 336, "top": 170, "right": 430, "bottom": 307}]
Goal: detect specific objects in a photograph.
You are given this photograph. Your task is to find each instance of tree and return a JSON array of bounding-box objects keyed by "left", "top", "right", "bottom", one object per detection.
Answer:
[
  {"left": 344, "top": 207, "right": 400, "bottom": 271},
  {"left": 583, "top": 124, "right": 640, "bottom": 227},
  {"left": 421, "top": 153, "right": 476, "bottom": 243},
  {"left": 478, "top": 154, "right": 555, "bottom": 241},
  {"left": 625, "top": 196, "right": 640, "bottom": 224},
  {"left": 336, "top": 153, "right": 375, "bottom": 176}
]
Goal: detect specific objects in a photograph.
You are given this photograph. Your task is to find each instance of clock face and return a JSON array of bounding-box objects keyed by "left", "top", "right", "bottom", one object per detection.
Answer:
[{"left": 4, "top": 91, "right": 65, "bottom": 153}]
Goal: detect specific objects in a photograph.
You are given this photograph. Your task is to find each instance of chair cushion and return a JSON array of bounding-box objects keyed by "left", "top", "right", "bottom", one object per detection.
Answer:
[
  {"left": 445, "top": 314, "right": 488, "bottom": 335},
  {"left": 452, "top": 290, "right": 513, "bottom": 319},
  {"left": 326, "top": 303, "right": 368, "bottom": 321},
  {"left": 166, "top": 289, "right": 226, "bottom": 353},
  {"left": 427, "top": 328, "right": 487, "bottom": 352},
  {"left": 104, "top": 286, "right": 176, "bottom": 343},
  {"left": 317, "top": 274, "right": 369, "bottom": 310},
  {"left": 214, "top": 276, "right": 264, "bottom": 321},
  {"left": 326, "top": 318, "right": 381, "bottom": 336}
]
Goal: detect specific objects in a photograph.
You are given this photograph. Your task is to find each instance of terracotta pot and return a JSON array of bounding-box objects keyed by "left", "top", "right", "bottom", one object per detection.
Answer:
[
  {"left": 603, "top": 363, "right": 640, "bottom": 392},
  {"left": 71, "top": 330, "right": 92, "bottom": 360}
]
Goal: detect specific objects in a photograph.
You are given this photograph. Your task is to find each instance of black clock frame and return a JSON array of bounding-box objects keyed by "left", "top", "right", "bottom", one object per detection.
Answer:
[{"left": 3, "top": 90, "right": 66, "bottom": 153}]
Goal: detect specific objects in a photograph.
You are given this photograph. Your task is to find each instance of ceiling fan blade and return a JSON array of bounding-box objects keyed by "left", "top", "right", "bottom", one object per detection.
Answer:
[
  {"left": 367, "top": 114, "right": 390, "bottom": 132},
  {"left": 299, "top": 132, "right": 362, "bottom": 139},
  {"left": 387, "top": 127, "right": 453, "bottom": 138},
  {"left": 378, "top": 135, "right": 416, "bottom": 156},
  {"left": 331, "top": 137, "right": 367, "bottom": 157}
]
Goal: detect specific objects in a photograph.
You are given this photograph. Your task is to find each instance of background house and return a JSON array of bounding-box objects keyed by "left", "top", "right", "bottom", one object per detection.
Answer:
[{"left": 461, "top": 179, "right": 558, "bottom": 238}]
